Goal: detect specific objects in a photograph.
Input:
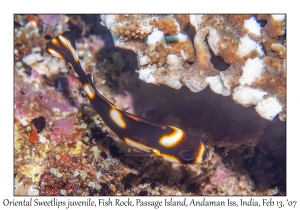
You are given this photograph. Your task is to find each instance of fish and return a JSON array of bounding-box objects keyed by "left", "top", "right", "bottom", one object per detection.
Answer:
[{"left": 46, "top": 31, "right": 207, "bottom": 164}]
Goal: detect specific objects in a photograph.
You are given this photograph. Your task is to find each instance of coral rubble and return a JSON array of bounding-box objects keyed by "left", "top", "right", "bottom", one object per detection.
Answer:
[{"left": 101, "top": 14, "right": 286, "bottom": 121}]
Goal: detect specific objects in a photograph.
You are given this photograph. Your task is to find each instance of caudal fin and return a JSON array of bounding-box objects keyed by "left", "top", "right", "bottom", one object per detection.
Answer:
[
  {"left": 46, "top": 31, "right": 86, "bottom": 83},
  {"left": 46, "top": 31, "right": 79, "bottom": 64}
]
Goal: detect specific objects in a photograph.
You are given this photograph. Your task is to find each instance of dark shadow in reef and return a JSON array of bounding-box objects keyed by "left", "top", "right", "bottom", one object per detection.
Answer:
[
  {"left": 205, "top": 35, "right": 230, "bottom": 71},
  {"left": 123, "top": 77, "right": 271, "bottom": 148},
  {"left": 116, "top": 74, "right": 286, "bottom": 195}
]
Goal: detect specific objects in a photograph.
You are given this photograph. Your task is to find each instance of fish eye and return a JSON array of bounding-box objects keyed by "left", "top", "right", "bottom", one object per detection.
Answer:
[
  {"left": 178, "top": 149, "right": 196, "bottom": 161},
  {"left": 184, "top": 150, "right": 193, "bottom": 158}
]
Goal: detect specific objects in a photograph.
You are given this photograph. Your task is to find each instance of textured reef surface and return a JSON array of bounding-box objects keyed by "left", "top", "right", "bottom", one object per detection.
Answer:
[
  {"left": 101, "top": 15, "right": 286, "bottom": 122},
  {"left": 14, "top": 14, "right": 285, "bottom": 196}
]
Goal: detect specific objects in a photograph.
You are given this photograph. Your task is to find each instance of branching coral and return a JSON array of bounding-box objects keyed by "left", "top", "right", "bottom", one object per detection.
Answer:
[{"left": 101, "top": 14, "right": 286, "bottom": 121}]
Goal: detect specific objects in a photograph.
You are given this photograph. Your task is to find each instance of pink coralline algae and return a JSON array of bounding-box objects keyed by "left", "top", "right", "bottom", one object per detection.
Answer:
[
  {"left": 14, "top": 58, "right": 83, "bottom": 145},
  {"left": 14, "top": 72, "right": 77, "bottom": 123},
  {"left": 211, "top": 166, "right": 231, "bottom": 183},
  {"left": 38, "top": 15, "right": 67, "bottom": 26},
  {"left": 49, "top": 118, "right": 82, "bottom": 143}
]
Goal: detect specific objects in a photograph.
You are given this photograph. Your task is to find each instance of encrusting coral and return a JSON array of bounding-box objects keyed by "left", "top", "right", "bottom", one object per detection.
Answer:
[{"left": 101, "top": 14, "right": 286, "bottom": 121}]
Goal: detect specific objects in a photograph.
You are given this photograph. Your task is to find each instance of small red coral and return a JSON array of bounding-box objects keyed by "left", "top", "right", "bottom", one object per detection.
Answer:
[
  {"left": 211, "top": 166, "right": 230, "bottom": 183},
  {"left": 26, "top": 14, "right": 39, "bottom": 25},
  {"left": 29, "top": 127, "right": 39, "bottom": 143},
  {"left": 59, "top": 154, "right": 69, "bottom": 163}
]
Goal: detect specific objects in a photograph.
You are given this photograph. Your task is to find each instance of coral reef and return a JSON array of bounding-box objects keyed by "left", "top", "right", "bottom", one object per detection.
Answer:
[
  {"left": 14, "top": 14, "right": 285, "bottom": 196},
  {"left": 101, "top": 14, "right": 286, "bottom": 121}
]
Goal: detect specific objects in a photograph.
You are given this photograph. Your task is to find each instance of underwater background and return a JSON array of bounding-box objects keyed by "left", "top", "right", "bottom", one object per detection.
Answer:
[{"left": 14, "top": 14, "right": 286, "bottom": 196}]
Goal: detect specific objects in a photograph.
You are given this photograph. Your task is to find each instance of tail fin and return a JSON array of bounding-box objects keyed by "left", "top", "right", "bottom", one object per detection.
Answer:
[{"left": 46, "top": 31, "right": 86, "bottom": 83}]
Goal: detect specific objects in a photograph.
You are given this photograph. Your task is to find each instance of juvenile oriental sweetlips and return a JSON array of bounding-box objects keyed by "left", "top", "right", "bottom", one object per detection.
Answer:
[{"left": 46, "top": 31, "right": 207, "bottom": 164}]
